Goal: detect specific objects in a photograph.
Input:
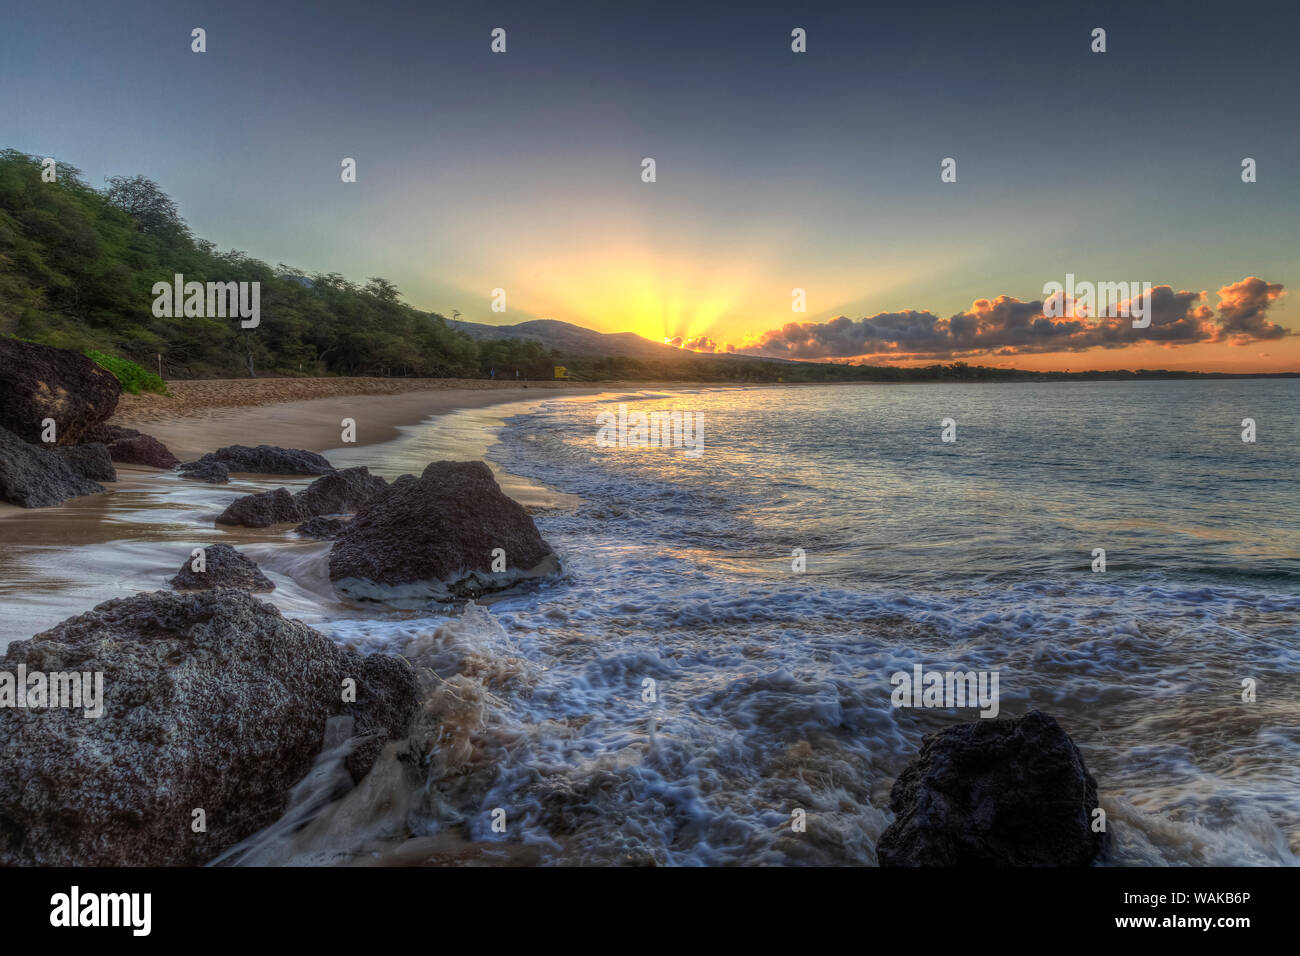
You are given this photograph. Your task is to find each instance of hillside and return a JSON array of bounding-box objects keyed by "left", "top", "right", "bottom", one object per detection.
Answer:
[
  {"left": 0, "top": 149, "right": 480, "bottom": 380},
  {"left": 450, "top": 318, "right": 682, "bottom": 361},
  {"left": 449, "top": 317, "right": 787, "bottom": 366}
]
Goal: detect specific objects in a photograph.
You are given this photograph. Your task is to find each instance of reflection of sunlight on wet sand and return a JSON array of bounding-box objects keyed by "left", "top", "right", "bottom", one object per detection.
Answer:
[{"left": 327, "top": 398, "right": 579, "bottom": 511}]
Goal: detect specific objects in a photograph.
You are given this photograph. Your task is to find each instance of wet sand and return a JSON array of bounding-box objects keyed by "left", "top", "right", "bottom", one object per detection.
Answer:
[{"left": 0, "top": 380, "right": 681, "bottom": 639}]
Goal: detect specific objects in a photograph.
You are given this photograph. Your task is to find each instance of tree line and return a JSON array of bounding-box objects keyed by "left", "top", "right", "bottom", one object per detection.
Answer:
[{"left": 3, "top": 150, "right": 1287, "bottom": 384}]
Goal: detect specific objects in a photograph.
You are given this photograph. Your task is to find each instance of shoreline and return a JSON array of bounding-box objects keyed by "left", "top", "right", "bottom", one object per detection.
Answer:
[
  {"left": 0, "top": 384, "right": 611, "bottom": 631},
  {"left": 111, "top": 382, "right": 613, "bottom": 460},
  {"left": 113, "top": 376, "right": 615, "bottom": 423},
  {"left": 0, "top": 378, "right": 720, "bottom": 523},
  {"left": 110, "top": 378, "right": 736, "bottom": 459}
]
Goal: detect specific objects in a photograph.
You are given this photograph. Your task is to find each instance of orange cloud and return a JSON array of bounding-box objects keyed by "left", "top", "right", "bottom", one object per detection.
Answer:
[
  {"left": 740, "top": 277, "right": 1288, "bottom": 362},
  {"left": 1213, "top": 276, "right": 1287, "bottom": 343}
]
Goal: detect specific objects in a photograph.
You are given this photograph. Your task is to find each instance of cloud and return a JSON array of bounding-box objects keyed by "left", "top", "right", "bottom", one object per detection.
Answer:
[
  {"left": 1214, "top": 276, "right": 1287, "bottom": 342},
  {"left": 667, "top": 335, "right": 728, "bottom": 353},
  {"left": 740, "top": 277, "right": 1287, "bottom": 361}
]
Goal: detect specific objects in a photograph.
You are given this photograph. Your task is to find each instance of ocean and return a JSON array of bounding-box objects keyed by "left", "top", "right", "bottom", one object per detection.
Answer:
[{"left": 3, "top": 381, "right": 1298, "bottom": 865}]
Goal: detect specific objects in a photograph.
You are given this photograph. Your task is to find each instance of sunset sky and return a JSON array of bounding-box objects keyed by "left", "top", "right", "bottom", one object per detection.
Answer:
[{"left": 2, "top": 0, "right": 1296, "bottom": 371}]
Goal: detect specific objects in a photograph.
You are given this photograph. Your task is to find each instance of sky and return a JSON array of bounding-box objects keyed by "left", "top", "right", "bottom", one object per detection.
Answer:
[{"left": 2, "top": 0, "right": 1297, "bottom": 371}]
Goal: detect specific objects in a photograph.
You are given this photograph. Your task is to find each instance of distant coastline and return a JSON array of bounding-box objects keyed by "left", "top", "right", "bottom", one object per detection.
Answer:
[{"left": 104, "top": 371, "right": 1300, "bottom": 463}]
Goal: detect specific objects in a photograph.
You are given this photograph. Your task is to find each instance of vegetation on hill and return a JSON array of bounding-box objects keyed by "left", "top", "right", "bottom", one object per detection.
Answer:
[
  {"left": 0, "top": 149, "right": 478, "bottom": 380},
  {"left": 83, "top": 349, "right": 169, "bottom": 395}
]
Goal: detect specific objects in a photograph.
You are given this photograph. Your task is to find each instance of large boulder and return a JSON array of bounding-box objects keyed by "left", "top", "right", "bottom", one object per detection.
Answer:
[
  {"left": 328, "top": 460, "right": 559, "bottom": 604},
  {"left": 877, "top": 711, "right": 1105, "bottom": 867},
  {"left": 216, "top": 467, "right": 387, "bottom": 528},
  {"left": 181, "top": 445, "right": 334, "bottom": 479},
  {"left": 0, "top": 425, "right": 104, "bottom": 507},
  {"left": 0, "top": 338, "right": 120, "bottom": 445},
  {"left": 53, "top": 443, "right": 117, "bottom": 482},
  {"left": 169, "top": 544, "right": 274, "bottom": 592},
  {"left": 0, "top": 589, "right": 420, "bottom": 866},
  {"left": 84, "top": 424, "right": 180, "bottom": 469}
]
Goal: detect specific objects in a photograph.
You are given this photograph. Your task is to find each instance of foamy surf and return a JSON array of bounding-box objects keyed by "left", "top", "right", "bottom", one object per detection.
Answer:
[{"left": 4, "top": 382, "right": 1298, "bottom": 866}]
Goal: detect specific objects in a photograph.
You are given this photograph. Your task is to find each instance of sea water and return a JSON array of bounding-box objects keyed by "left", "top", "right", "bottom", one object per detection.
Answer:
[
  {"left": 3, "top": 381, "right": 1297, "bottom": 865},
  {"left": 314, "top": 380, "right": 1300, "bottom": 865}
]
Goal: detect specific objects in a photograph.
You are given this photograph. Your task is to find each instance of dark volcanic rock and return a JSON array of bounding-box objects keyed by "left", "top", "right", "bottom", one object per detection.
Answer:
[
  {"left": 217, "top": 467, "right": 387, "bottom": 529},
  {"left": 877, "top": 710, "right": 1105, "bottom": 867},
  {"left": 82, "top": 423, "right": 136, "bottom": 444},
  {"left": 0, "top": 589, "right": 420, "bottom": 866},
  {"left": 178, "top": 459, "right": 229, "bottom": 484},
  {"left": 215, "top": 487, "right": 303, "bottom": 527},
  {"left": 295, "top": 466, "right": 387, "bottom": 516},
  {"left": 85, "top": 424, "right": 180, "bottom": 469},
  {"left": 169, "top": 544, "right": 275, "bottom": 592},
  {"left": 82, "top": 423, "right": 137, "bottom": 445},
  {"left": 82, "top": 425, "right": 181, "bottom": 469},
  {"left": 181, "top": 444, "right": 335, "bottom": 479},
  {"left": 53, "top": 443, "right": 117, "bottom": 482},
  {"left": 328, "top": 460, "right": 559, "bottom": 603},
  {"left": 0, "top": 426, "right": 104, "bottom": 507},
  {"left": 0, "top": 338, "right": 120, "bottom": 445},
  {"left": 295, "top": 516, "right": 351, "bottom": 539},
  {"left": 108, "top": 433, "right": 180, "bottom": 469}
]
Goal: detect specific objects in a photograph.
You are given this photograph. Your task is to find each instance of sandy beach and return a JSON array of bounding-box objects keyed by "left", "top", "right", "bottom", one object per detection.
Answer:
[
  {"left": 0, "top": 376, "right": 618, "bottom": 639},
  {"left": 110, "top": 378, "right": 612, "bottom": 460}
]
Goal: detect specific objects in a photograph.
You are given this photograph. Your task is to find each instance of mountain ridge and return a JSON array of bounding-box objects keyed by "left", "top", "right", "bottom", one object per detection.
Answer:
[{"left": 447, "top": 317, "right": 787, "bottom": 364}]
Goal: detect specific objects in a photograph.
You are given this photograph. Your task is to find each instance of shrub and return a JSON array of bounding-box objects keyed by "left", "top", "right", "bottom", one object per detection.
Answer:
[{"left": 83, "top": 349, "right": 169, "bottom": 395}]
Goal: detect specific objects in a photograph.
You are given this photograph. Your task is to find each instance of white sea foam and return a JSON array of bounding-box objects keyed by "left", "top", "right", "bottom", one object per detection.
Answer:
[{"left": 6, "top": 381, "right": 1298, "bottom": 865}]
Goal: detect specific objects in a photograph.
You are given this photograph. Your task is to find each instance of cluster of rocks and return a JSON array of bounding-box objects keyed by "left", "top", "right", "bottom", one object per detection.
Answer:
[
  {"left": 0, "top": 338, "right": 181, "bottom": 507},
  {"left": 0, "top": 342, "right": 572, "bottom": 865},
  {"left": 213, "top": 459, "right": 561, "bottom": 606},
  {"left": 0, "top": 454, "right": 562, "bottom": 865},
  {"left": 215, "top": 466, "right": 387, "bottom": 528},
  {"left": 0, "top": 337, "right": 375, "bottom": 508}
]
